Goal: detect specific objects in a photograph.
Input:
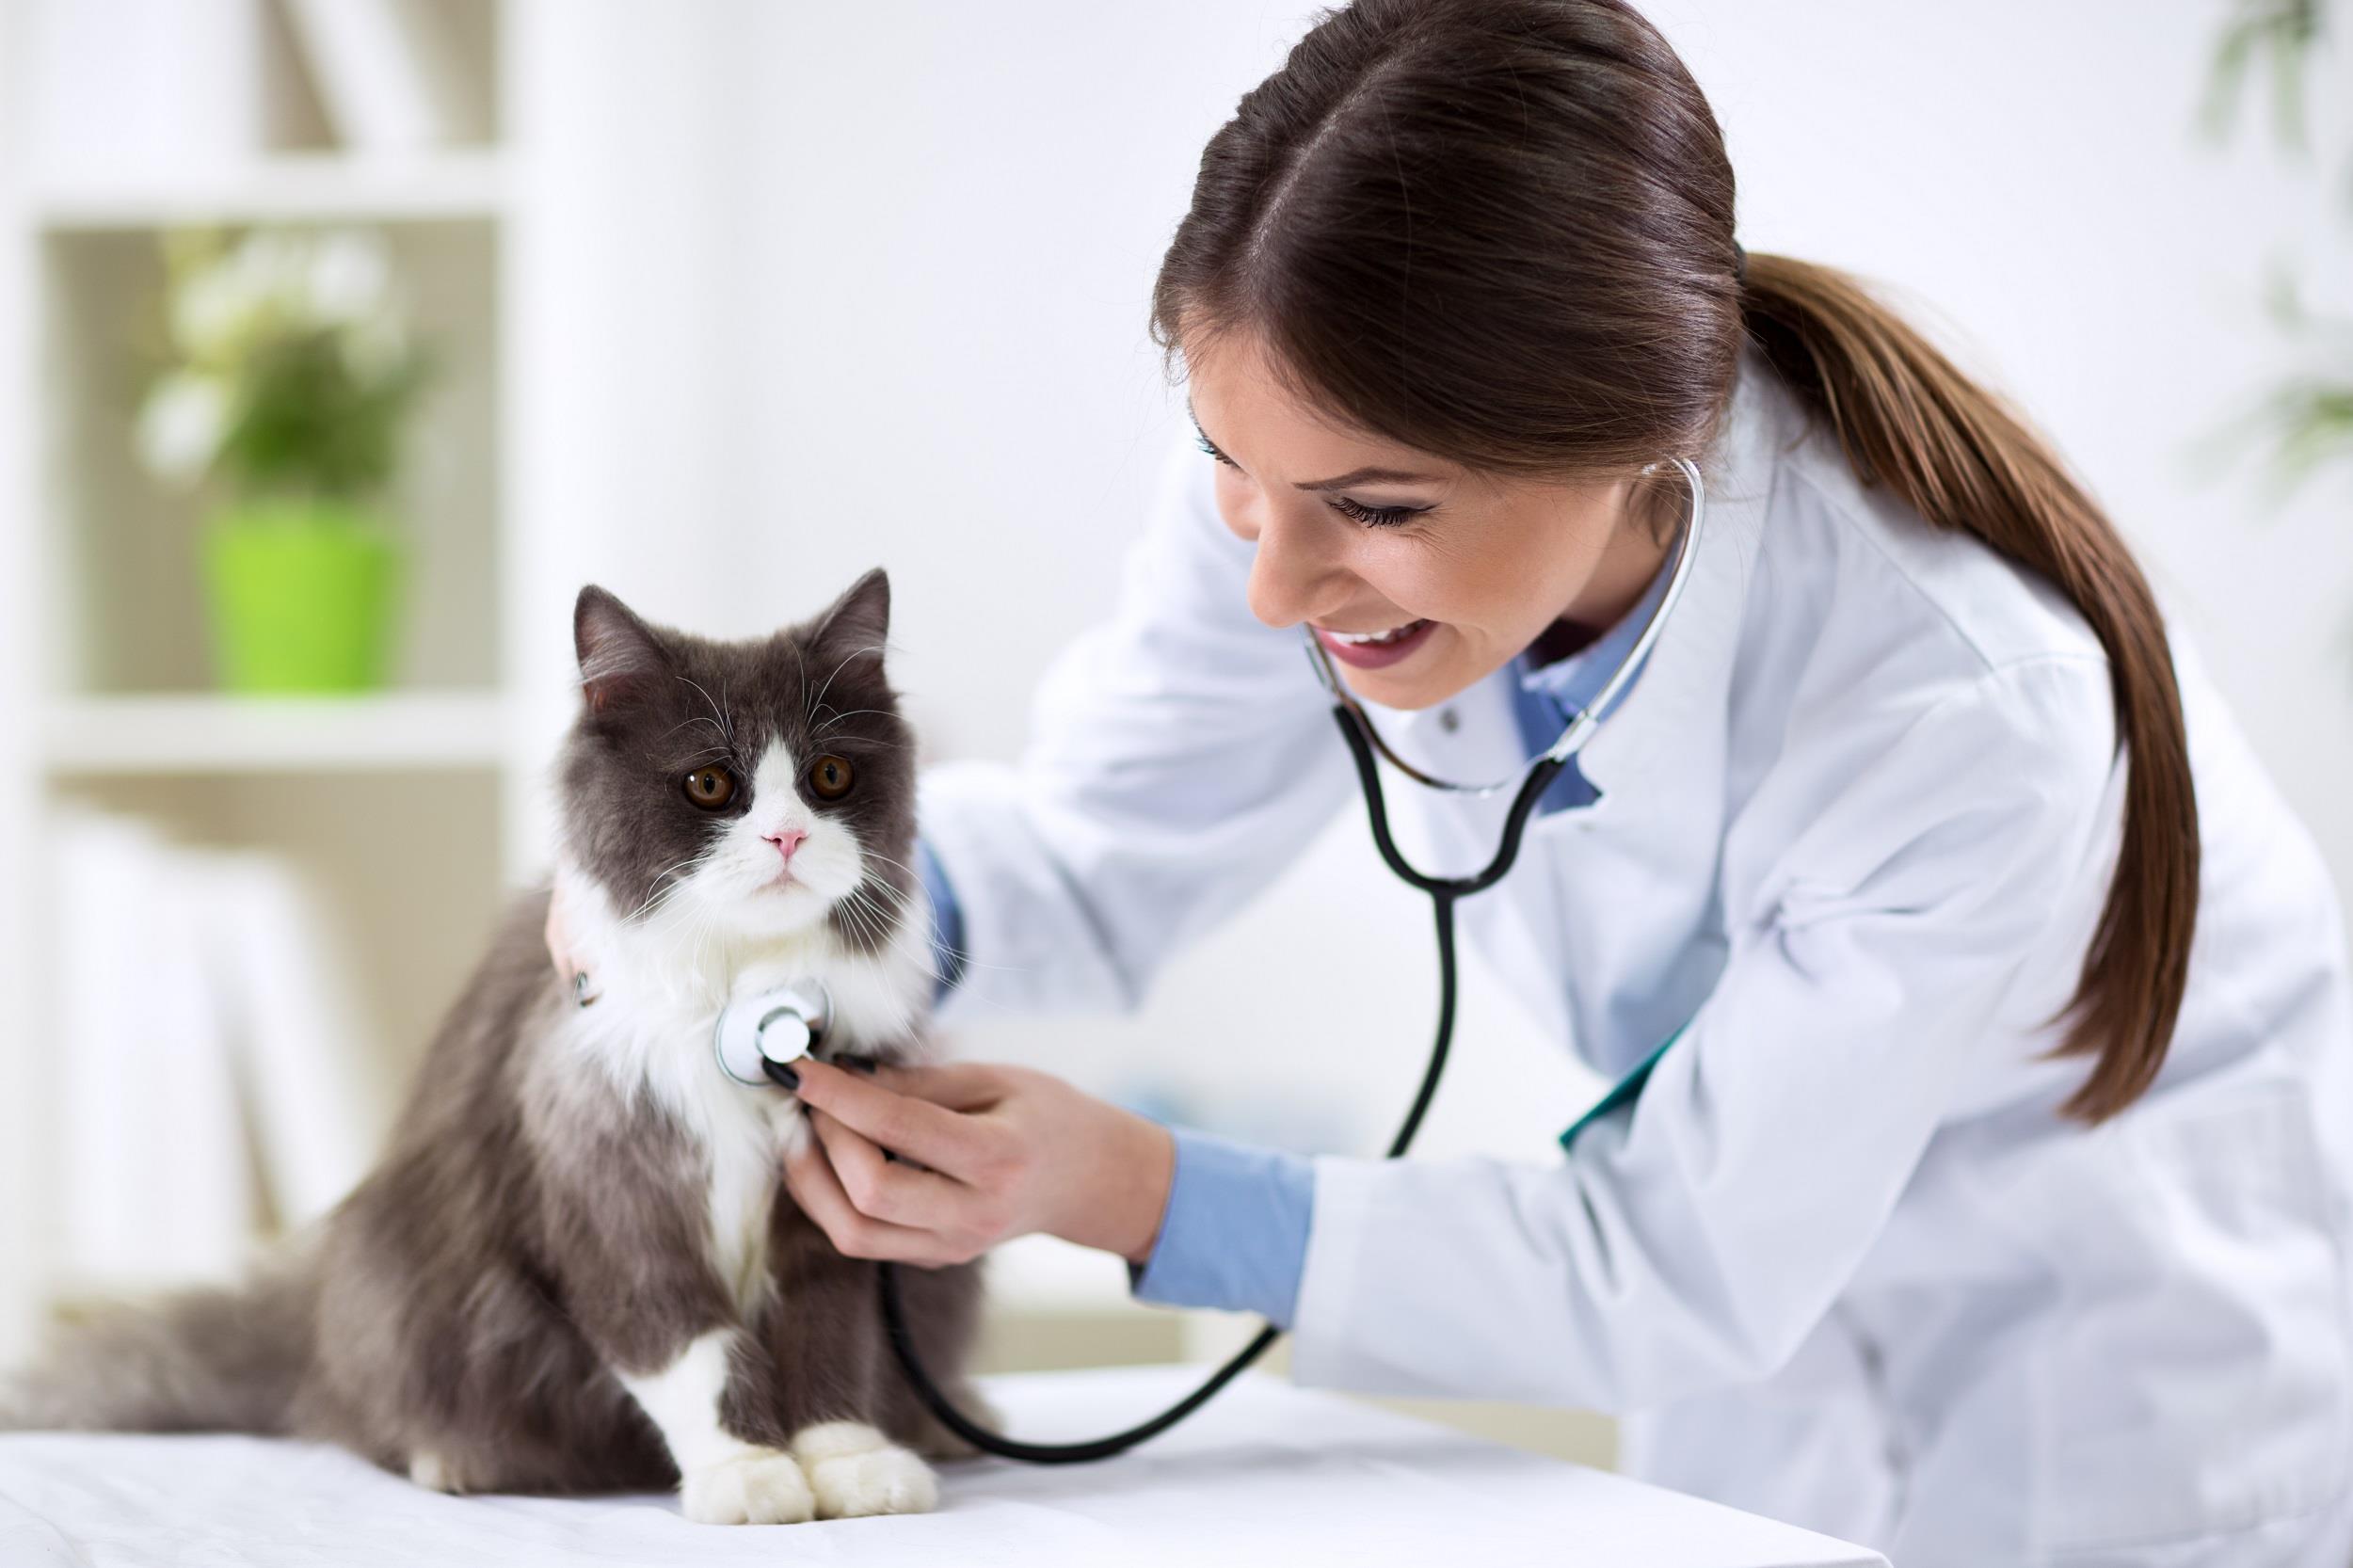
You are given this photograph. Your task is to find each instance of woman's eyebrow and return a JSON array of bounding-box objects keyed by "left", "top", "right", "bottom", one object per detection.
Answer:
[
  {"left": 1187, "top": 405, "right": 1440, "bottom": 489},
  {"left": 1292, "top": 463, "right": 1442, "bottom": 491}
]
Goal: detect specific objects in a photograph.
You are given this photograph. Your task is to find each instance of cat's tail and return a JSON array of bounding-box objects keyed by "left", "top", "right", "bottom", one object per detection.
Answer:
[{"left": 0, "top": 1257, "right": 314, "bottom": 1435}]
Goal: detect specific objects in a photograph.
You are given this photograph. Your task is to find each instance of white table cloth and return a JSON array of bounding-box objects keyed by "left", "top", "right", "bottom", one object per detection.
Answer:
[{"left": 0, "top": 1365, "right": 1885, "bottom": 1567}]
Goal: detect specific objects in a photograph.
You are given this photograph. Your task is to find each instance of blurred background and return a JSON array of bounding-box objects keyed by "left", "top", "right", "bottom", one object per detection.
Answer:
[{"left": 0, "top": 0, "right": 2344, "bottom": 1469}]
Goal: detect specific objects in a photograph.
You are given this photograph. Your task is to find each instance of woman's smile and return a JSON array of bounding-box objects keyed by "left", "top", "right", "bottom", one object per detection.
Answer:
[
  {"left": 1311, "top": 616, "right": 1436, "bottom": 669},
  {"left": 1185, "top": 327, "right": 1666, "bottom": 712}
]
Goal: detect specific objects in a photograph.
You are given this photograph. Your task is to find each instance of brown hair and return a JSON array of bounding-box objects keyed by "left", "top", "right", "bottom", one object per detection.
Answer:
[{"left": 1149, "top": 0, "right": 2197, "bottom": 1122}]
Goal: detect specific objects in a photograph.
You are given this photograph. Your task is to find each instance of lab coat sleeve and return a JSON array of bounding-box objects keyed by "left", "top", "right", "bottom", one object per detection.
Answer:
[
  {"left": 1289, "top": 653, "right": 2121, "bottom": 1409},
  {"left": 916, "top": 431, "right": 1355, "bottom": 1019}
]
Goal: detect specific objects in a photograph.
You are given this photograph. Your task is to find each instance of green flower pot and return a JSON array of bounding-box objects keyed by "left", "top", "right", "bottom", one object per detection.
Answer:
[{"left": 202, "top": 501, "right": 404, "bottom": 693}]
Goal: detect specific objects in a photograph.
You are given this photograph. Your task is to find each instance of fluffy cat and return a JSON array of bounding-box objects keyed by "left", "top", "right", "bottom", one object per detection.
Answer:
[{"left": 0, "top": 568, "right": 987, "bottom": 1524}]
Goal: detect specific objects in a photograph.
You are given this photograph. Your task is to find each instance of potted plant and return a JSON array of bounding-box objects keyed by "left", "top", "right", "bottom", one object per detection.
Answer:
[
  {"left": 136, "top": 227, "right": 432, "bottom": 694},
  {"left": 2198, "top": 0, "right": 2350, "bottom": 499}
]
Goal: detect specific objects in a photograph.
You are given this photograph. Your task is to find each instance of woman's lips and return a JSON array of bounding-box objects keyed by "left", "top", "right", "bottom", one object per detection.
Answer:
[{"left": 1313, "top": 617, "right": 1436, "bottom": 670}]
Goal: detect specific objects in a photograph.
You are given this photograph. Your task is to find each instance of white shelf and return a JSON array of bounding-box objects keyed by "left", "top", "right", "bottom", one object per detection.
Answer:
[
  {"left": 32, "top": 150, "right": 507, "bottom": 232},
  {"left": 40, "top": 690, "right": 513, "bottom": 776}
]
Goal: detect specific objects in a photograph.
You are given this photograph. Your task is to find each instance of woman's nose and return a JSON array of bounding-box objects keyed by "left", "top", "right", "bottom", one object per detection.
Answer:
[{"left": 1243, "top": 510, "right": 1349, "bottom": 630}]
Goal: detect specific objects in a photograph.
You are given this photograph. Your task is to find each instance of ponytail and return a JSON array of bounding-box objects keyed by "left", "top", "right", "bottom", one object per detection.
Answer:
[
  {"left": 1737, "top": 253, "right": 2200, "bottom": 1122},
  {"left": 1147, "top": 0, "right": 2198, "bottom": 1122}
]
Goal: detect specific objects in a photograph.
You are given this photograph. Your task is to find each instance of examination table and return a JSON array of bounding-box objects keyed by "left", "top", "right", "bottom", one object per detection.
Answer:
[{"left": 0, "top": 1365, "right": 1887, "bottom": 1566}]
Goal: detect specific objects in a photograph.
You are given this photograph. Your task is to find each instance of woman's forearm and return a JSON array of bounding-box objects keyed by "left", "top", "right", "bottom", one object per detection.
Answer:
[{"left": 1129, "top": 1128, "right": 1315, "bottom": 1327}]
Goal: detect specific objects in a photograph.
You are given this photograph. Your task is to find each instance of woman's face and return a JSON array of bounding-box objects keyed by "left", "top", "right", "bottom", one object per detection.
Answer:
[{"left": 1185, "top": 330, "right": 1671, "bottom": 712}]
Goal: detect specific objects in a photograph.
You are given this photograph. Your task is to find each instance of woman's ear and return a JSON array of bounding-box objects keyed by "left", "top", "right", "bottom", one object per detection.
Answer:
[{"left": 574, "top": 584, "right": 668, "bottom": 716}]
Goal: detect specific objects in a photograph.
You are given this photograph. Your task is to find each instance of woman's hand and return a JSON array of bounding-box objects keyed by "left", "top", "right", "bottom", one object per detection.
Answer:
[
  {"left": 782, "top": 1059, "right": 1176, "bottom": 1270},
  {"left": 544, "top": 865, "right": 595, "bottom": 1002}
]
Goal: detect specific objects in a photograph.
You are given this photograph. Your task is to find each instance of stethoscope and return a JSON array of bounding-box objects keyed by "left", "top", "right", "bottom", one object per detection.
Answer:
[{"left": 720, "top": 455, "right": 1708, "bottom": 1464}]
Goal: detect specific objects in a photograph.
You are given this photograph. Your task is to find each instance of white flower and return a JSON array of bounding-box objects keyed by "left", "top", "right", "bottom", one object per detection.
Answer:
[
  {"left": 136, "top": 371, "right": 230, "bottom": 488},
  {"left": 169, "top": 260, "right": 267, "bottom": 362},
  {"left": 305, "top": 231, "right": 392, "bottom": 328},
  {"left": 234, "top": 230, "right": 312, "bottom": 305}
]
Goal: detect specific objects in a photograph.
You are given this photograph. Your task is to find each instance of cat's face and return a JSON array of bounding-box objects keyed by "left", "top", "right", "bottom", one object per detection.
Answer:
[{"left": 556, "top": 569, "right": 917, "bottom": 953}]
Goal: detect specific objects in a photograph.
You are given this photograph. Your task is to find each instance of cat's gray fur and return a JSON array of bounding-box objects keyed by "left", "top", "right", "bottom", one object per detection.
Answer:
[{"left": 0, "top": 569, "right": 985, "bottom": 1513}]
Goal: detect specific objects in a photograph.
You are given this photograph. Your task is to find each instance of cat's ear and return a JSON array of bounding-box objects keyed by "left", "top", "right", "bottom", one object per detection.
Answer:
[
  {"left": 810, "top": 567, "right": 890, "bottom": 657},
  {"left": 574, "top": 585, "right": 667, "bottom": 716}
]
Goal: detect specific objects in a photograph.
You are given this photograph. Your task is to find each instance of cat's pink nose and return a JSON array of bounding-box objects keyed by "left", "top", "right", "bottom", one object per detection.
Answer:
[{"left": 763, "top": 827, "right": 807, "bottom": 865}]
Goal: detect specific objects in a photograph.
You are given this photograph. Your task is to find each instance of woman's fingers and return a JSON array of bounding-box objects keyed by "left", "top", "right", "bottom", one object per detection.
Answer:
[
  {"left": 868, "top": 1061, "right": 1008, "bottom": 1112},
  {"left": 789, "top": 1059, "right": 1000, "bottom": 1178},
  {"left": 782, "top": 1124, "right": 961, "bottom": 1267},
  {"left": 808, "top": 1109, "right": 1000, "bottom": 1256},
  {"left": 543, "top": 886, "right": 577, "bottom": 985}
]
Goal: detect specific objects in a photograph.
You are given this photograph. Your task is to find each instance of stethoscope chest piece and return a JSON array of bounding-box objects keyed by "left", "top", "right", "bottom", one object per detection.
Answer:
[{"left": 712, "top": 980, "right": 832, "bottom": 1087}]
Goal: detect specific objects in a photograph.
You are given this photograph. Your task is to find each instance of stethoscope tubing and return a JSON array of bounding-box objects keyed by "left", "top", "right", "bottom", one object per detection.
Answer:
[
  {"left": 877, "top": 456, "right": 1706, "bottom": 1463},
  {"left": 873, "top": 715, "right": 1560, "bottom": 1464}
]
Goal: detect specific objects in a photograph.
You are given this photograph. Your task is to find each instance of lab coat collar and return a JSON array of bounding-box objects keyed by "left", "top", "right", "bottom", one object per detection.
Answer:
[{"left": 1575, "top": 350, "right": 1785, "bottom": 799}]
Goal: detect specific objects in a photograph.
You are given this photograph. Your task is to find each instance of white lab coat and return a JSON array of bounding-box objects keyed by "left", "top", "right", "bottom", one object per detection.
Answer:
[{"left": 917, "top": 344, "right": 2353, "bottom": 1566}]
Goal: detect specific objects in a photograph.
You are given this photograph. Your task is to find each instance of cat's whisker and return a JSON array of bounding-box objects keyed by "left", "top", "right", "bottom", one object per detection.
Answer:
[
  {"left": 676, "top": 675, "right": 734, "bottom": 749},
  {"left": 808, "top": 643, "right": 885, "bottom": 726},
  {"left": 846, "top": 872, "right": 915, "bottom": 912},
  {"left": 853, "top": 882, "right": 922, "bottom": 928},
  {"left": 856, "top": 850, "right": 924, "bottom": 885},
  {"left": 840, "top": 888, "right": 908, "bottom": 968},
  {"left": 651, "top": 743, "right": 732, "bottom": 773},
  {"left": 851, "top": 874, "right": 916, "bottom": 922},
  {"left": 811, "top": 708, "right": 889, "bottom": 738},
  {"left": 626, "top": 845, "right": 721, "bottom": 926},
  {"left": 628, "top": 864, "right": 697, "bottom": 923},
  {"left": 836, "top": 888, "right": 889, "bottom": 951},
  {"left": 658, "top": 714, "right": 729, "bottom": 743}
]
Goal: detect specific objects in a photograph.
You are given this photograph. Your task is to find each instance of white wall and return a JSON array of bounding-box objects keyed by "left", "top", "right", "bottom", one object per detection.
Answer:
[
  {"left": 0, "top": 0, "right": 44, "bottom": 1359},
  {"left": 545, "top": 1, "right": 2353, "bottom": 1164}
]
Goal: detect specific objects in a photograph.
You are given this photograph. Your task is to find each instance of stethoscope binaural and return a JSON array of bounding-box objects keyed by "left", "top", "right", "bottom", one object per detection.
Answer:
[{"left": 726, "top": 455, "right": 1708, "bottom": 1464}]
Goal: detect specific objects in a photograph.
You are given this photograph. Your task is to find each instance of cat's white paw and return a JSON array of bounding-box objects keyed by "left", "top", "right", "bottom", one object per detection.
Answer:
[
  {"left": 407, "top": 1449, "right": 463, "bottom": 1494},
  {"left": 790, "top": 1420, "right": 939, "bottom": 1518},
  {"left": 681, "top": 1447, "right": 817, "bottom": 1526}
]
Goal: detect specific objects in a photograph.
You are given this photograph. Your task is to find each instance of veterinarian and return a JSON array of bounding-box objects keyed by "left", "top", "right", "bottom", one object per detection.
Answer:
[{"left": 570, "top": 2, "right": 2353, "bottom": 1560}]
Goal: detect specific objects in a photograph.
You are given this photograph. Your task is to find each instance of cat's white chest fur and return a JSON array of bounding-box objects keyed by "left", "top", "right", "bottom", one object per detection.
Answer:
[{"left": 556, "top": 872, "right": 936, "bottom": 1318}]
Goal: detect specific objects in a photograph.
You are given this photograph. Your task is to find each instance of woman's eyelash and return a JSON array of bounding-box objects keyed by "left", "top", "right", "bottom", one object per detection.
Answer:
[
  {"left": 1330, "top": 495, "right": 1426, "bottom": 529},
  {"left": 1195, "top": 433, "right": 1424, "bottom": 530}
]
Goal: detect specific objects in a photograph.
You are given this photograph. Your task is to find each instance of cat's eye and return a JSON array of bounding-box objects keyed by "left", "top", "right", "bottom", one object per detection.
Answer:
[
  {"left": 682, "top": 765, "right": 737, "bottom": 810},
  {"left": 807, "top": 755, "right": 854, "bottom": 801}
]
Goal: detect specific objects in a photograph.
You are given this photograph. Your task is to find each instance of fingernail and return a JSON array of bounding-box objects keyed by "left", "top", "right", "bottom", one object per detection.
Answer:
[{"left": 762, "top": 1059, "right": 801, "bottom": 1091}]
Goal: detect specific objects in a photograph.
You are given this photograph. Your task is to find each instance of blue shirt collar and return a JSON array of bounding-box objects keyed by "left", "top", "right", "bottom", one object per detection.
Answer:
[
  {"left": 1504, "top": 543, "right": 1679, "bottom": 816},
  {"left": 1513, "top": 539, "right": 1678, "bottom": 725}
]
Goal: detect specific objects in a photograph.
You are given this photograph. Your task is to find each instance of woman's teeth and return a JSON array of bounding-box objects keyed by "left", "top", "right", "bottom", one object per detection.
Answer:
[
  {"left": 1332, "top": 619, "right": 1428, "bottom": 646},
  {"left": 1317, "top": 616, "right": 1438, "bottom": 670}
]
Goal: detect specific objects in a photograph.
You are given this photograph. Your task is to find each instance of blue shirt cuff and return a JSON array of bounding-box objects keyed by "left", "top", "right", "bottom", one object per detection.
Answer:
[
  {"left": 914, "top": 836, "right": 968, "bottom": 1006},
  {"left": 1128, "top": 1128, "right": 1314, "bottom": 1328}
]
